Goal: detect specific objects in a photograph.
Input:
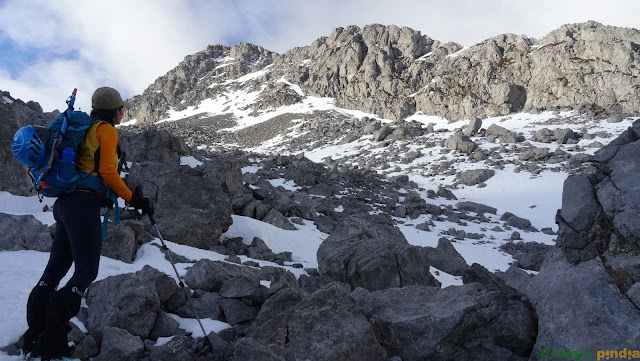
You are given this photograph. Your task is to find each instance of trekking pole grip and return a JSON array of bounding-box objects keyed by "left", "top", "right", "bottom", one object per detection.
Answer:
[{"left": 134, "top": 185, "right": 156, "bottom": 225}]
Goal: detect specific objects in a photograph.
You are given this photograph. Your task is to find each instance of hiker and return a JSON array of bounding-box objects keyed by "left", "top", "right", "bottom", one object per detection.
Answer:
[{"left": 21, "top": 87, "right": 154, "bottom": 360}]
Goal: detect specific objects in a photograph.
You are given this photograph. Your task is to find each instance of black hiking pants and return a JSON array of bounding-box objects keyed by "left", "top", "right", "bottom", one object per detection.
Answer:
[
  {"left": 23, "top": 191, "right": 102, "bottom": 357},
  {"left": 42, "top": 191, "right": 103, "bottom": 291}
]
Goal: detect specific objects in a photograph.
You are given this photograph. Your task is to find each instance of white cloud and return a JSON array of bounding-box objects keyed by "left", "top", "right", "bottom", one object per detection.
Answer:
[{"left": 0, "top": 0, "right": 638, "bottom": 112}]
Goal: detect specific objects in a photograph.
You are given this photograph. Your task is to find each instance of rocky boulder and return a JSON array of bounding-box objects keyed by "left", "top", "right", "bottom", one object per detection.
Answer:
[
  {"left": 101, "top": 222, "right": 137, "bottom": 263},
  {"left": 120, "top": 127, "right": 190, "bottom": 167},
  {"left": 444, "top": 132, "right": 478, "bottom": 154},
  {"left": 463, "top": 117, "right": 482, "bottom": 136},
  {"left": 486, "top": 124, "right": 520, "bottom": 143},
  {"left": 501, "top": 212, "right": 538, "bottom": 232},
  {"left": 353, "top": 281, "right": 537, "bottom": 360},
  {"left": 512, "top": 250, "right": 640, "bottom": 357},
  {"left": 126, "top": 161, "right": 233, "bottom": 249},
  {"left": 423, "top": 238, "right": 469, "bottom": 276},
  {"left": 92, "top": 327, "right": 144, "bottom": 361},
  {"left": 184, "top": 259, "right": 261, "bottom": 293},
  {"left": 0, "top": 213, "right": 52, "bottom": 251},
  {"left": 86, "top": 267, "right": 169, "bottom": 342},
  {"left": 317, "top": 214, "right": 439, "bottom": 290},
  {"left": 499, "top": 241, "right": 553, "bottom": 271},
  {"left": 457, "top": 168, "right": 495, "bottom": 186},
  {"left": 513, "top": 118, "right": 640, "bottom": 356},
  {"left": 556, "top": 119, "right": 640, "bottom": 262},
  {"left": 234, "top": 284, "right": 388, "bottom": 361},
  {"left": 455, "top": 201, "right": 497, "bottom": 215}
]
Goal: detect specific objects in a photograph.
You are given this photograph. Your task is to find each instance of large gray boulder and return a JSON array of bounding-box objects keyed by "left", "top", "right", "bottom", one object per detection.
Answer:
[
  {"left": 147, "top": 335, "right": 215, "bottom": 361},
  {"left": 444, "top": 132, "right": 478, "bottom": 154},
  {"left": 423, "top": 238, "right": 469, "bottom": 276},
  {"left": 317, "top": 215, "right": 439, "bottom": 290},
  {"left": 354, "top": 282, "right": 536, "bottom": 360},
  {"left": 120, "top": 127, "right": 190, "bottom": 167},
  {"left": 254, "top": 287, "right": 308, "bottom": 326},
  {"left": 101, "top": 222, "right": 137, "bottom": 263},
  {"left": 126, "top": 161, "right": 233, "bottom": 249},
  {"left": 86, "top": 266, "right": 178, "bottom": 342},
  {"left": 92, "top": 327, "right": 144, "bottom": 361},
  {"left": 168, "top": 290, "right": 223, "bottom": 321},
  {"left": 521, "top": 250, "right": 640, "bottom": 359},
  {"left": 501, "top": 212, "right": 537, "bottom": 232},
  {"left": 456, "top": 201, "right": 497, "bottom": 215},
  {"left": 518, "top": 147, "right": 550, "bottom": 161},
  {"left": 499, "top": 241, "right": 553, "bottom": 271},
  {"left": 199, "top": 158, "right": 248, "bottom": 194},
  {"left": 556, "top": 119, "right": 640, "bottom": 262},
  {"left": 457, "top": 169, "right": 495, "bottom": 186},
  {"left": 234, "top": 284, "right": 388, "bottom": 361},
  {"left": 485, "top": 124, "right": 519, "bottom": 143},
  {"left": 0, "top": 213, "right": 51, "bottom": 251},
  {"left": 463, "top": 117, "right": 482, "bottom": 136},
  {"left": 184, "top": 259, "right": 261, "bottom": 293},
  {"left": 219, "top": 274, "right": 265, "bottom": 302}
]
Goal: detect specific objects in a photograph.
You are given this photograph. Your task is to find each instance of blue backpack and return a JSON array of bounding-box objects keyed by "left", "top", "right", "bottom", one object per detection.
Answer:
[{"left": 12, "top": 89, "right": 120, "bottom": 239}]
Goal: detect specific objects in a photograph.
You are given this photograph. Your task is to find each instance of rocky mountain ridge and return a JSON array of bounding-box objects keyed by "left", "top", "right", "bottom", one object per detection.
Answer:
[{"left": 129, "top": 20, "right": 640, "bottom": 125}]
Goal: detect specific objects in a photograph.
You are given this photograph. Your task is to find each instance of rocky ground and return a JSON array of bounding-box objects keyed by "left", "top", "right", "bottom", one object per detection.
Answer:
[{"left": 3, "top": 108, "right": 638, "bottom": 359}]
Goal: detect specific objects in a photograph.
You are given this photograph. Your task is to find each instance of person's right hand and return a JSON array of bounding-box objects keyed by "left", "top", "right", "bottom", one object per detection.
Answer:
[{"left": 129, "top": 188, "right": 155, "bottom": 215}]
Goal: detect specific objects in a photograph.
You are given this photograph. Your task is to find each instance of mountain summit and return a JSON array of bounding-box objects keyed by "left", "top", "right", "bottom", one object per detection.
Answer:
[{"left": 130, "top": 21, "right": 640, "bottom": 125}]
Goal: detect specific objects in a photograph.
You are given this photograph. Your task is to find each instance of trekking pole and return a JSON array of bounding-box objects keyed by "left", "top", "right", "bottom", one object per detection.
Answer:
[{"left": 144, "top": 204, "right": 216, "bottom": 353}]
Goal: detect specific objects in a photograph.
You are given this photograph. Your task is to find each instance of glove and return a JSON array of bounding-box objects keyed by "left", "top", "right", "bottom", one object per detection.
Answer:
[{"left": 129, "top": 188, "right": 154, "bottom": 215}]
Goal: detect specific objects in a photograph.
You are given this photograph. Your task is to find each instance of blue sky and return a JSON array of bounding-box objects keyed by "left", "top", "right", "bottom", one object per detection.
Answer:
[
  {"left": 0, "top": 39, "right": 80, "bottom": 78},
  {"left": 1, "top": 0, "right": 639, "bottom": 112}
]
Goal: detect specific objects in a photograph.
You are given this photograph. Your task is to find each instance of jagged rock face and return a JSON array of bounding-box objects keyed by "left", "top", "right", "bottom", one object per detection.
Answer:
[
  {"left": 129, "top": 21, "right": 640, "bottom": 125},
  {"left": 502, "top": 249, "right": 640, "bottom": 357},
  {"left": 527, "top": 21, "right": 640, "bottom": 115},
  {"left": 278, "top": 24, "right": 451, "bottom": 120},
  {"left": 557, "top": 119, "right": 640, "bottom": 262},
  {"left": 414, "top": 33, "right": 534, "bottom": 120},
  {"left": 129, "top": 42, "right": 276, "bottom": 124},
  {"left": 507, "top": 118, "right": 640, "bottom": 353}
]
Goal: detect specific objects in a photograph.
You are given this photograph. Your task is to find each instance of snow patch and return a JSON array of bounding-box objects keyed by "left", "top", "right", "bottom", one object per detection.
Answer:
[
  {"left": 447, "top": 47, "right": 469, "bottom": 58},
  {"left": 170, "top": 314, "right": 232, "bottom": 334},
  {"left": 277, "top": 76, "right": 305, "bottom": 96},
  {"left": 180, "top": 156, "right": 203, "bottom": 168}
]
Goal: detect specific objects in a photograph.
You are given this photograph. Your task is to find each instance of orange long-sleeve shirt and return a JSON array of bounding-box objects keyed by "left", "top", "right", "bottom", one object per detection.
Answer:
[
  {"left": 77, "top": 121, "right": 132, "bottom": 202},
  {"left": 95, "top": 123, "right": 132, "bottom": 202}
]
